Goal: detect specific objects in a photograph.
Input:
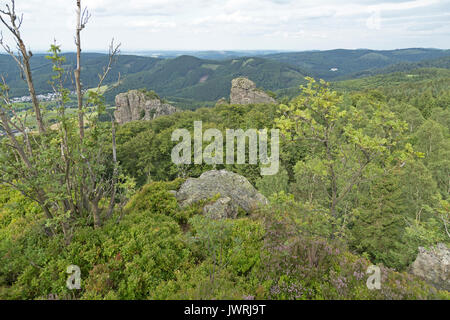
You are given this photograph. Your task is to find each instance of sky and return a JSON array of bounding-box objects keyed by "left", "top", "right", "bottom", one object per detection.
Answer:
[{"left": 0, "top": 0, "right": 449, "bottom": 52}]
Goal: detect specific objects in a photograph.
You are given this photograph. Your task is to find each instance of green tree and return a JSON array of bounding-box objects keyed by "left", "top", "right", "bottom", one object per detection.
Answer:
[
  {"left": 275, "top": 77, "right": 411, "bottom": 235},
  {"left": 0, "top": 1, "right": 122, "bottom": 240}
]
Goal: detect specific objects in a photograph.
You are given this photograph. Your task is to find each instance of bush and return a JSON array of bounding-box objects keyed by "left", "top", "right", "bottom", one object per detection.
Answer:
[{"left": 257, "top": 193, "right": 447, "bottom": 300}]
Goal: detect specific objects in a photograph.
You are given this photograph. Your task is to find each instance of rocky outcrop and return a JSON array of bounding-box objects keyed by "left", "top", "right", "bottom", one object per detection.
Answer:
[
  {"left": 114, "top": 90, "right": 178, "bottom": 125},
  {"left": 175, "top": 170, "right": 268, "bottom": 219},
  {"left": 230, "top": 77, "right": 276, "bottom": 105},
  {"left": 411, "top": 243, "right": 450, "bottom": 291}
]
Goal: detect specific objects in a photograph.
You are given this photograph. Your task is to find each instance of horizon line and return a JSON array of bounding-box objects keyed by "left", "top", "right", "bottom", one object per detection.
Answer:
[{"left": 1, "top": 47, "right": 449, "bottom": 55}]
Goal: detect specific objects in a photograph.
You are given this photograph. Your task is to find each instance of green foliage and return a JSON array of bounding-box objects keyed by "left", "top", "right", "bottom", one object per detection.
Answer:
[
  {"left": 125, "top": 182, "right": 178, "bottom": 216},
  {"left": 334, "top": 68, "right": 450, "bottom": 118},
  {"left": 1, "top": 173, "right": 448, "bottom": 300},
  {"left": 138, "top": 89, "right": 160, "bottom": 100},
  {"left": 1, "top": 47, "right": 450, "bottom": 300},
  {"left": 0, "top": 180, "right": 267, "bottom": 300},
  {"left": 116, "top": 103, "right": 279, "bottom": 186},
  {"left": 151, "top": 215, "right": 265, "bottom": 300},
  {"left": 275, "top": 78, "right": 411, "bottom": 240},
  {"left": 256, "top": 167, "right": 289, "bottom": 198},
  {"left": 188, "top": 216, "right": 264, "bottom": 276},
  {"left": 259, "top": 193, "right": 447, "bottom": 300},
  {"left": 0, "top": 181, "right": 189, "bottom": 300},
  {"left": 0, "top": 53, "right": 160, "bottom": 98}
]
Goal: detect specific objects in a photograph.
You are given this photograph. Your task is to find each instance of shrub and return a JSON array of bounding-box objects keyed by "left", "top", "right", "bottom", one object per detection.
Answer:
[{"left": 258, "top": 193, "right": 446, "bottom": 300}]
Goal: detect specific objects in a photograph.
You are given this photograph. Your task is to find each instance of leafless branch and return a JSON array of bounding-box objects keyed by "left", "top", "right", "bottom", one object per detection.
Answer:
[
  {"left": 81, "top": 7, "right": 91, "bottom": 29},
  {"left": 0, "top": 0, "right": 46, "bottom": 134},
  {"left": 96, "top": 39, "right": 121, "bottom": 90}
]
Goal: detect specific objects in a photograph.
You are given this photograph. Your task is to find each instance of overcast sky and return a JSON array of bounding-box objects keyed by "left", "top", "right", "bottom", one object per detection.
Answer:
[{"left": 0, "top": 0, "right": 449, "bottom": 52}]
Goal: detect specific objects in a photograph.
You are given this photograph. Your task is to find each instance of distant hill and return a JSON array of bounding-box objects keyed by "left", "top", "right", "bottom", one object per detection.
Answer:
[
  {"left": 2, "top": 48, "right": 450, "bottom": 109},
  {"left": 263, "top": 48, "right": 450, "bottom": 80},
  {"left": 333, "top": 67, "right": 450, "bottom": 92},
  {"left": 0, "top": 53, "right": 161, "bottom": 97},
  {"left": 0, "top": 53, "right": 307, "bottom": 107},
  {"left": 125, "top": 50, "right": 285, "bottom": 60},
  {"left": 343, "top": 56, "right": 450, "bottom": 79},
  {"left": 275, "top": 67, "right": 450, "bottom": 101},
  {"left": 103, "top": 55, "right": 309, "bottom": 105}
]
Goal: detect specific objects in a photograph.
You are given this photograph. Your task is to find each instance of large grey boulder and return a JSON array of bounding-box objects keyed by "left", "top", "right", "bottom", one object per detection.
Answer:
[
  {"left": 114, "top": 90, "right": 178, "bottom": 125},
  {"left": 230, "top": 77, "right": 276, "bottom": 105},
  {"left": 411, "top": 243, "right": 450, "bottom": 291},
  {"left": 175, "top": 170, "right": 268, "bottom": 219}
]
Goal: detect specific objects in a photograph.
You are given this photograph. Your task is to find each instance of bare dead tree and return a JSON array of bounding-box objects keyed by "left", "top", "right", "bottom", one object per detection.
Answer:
[
  {"left": 74, "top": 0, "right": 91, "bottom": 141},
  {"left": 0, "top": 0, "right": 46, "bottom": 134}
]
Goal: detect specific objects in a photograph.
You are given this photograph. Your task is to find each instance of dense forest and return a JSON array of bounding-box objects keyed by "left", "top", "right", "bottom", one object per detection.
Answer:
[
  {"left": 0, "top": 0, "right": 449, "bottom": 302},
  {"left": 1, "top": 66, "right": 449, "bottom": 299}
]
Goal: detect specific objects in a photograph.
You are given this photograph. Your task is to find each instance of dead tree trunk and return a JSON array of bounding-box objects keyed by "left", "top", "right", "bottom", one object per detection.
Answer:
[
  {"left": 75, "top": 0, "right": 87, "bottom": 140},
  {"left": 0, "top": 1, "right": 46, "bottom": 134}
]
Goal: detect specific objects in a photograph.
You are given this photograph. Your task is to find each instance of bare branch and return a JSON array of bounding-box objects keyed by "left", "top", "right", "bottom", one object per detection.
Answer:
[
  {"left": 0, "top": 0, "right": 46, "bottom": 134},
  {"left": 96, "top": 39, "right": 121, "bottom": 90},
  {"left": 81, "top": 7, "right": 91, "bottom": 29}
]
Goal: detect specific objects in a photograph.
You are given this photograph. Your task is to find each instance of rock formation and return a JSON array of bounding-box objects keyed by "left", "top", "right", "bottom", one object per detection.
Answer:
[
  {"left": 229, "top": 77, "right": 276, "bottom": 105},
  {"left": 175, "top": 170, "right": 268, "bottom": 219},
  {"left": 114, "top": 89, "right": 178, "bottom": 125},
  {"left": 411, "top": 243, "right": 449, "bottom": 291}
]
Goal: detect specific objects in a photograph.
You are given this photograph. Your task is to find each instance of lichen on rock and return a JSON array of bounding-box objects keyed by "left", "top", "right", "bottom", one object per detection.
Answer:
[
  {"left": 175, "top": 170, "right": 268, "bottom": 219},
  {"left": 411, "top": 243, "right": 450, "bottom": 291},
  {"left": 229, "top": 77, "right": 277, "bottom": 105},
  {"left": 114, "top": 89, "right": 178, "bottom": 124}
]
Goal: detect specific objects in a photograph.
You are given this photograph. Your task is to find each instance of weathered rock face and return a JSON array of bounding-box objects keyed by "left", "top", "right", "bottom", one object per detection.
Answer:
[
  {"left": 114, "top": 90, "right": 178, "bottom": 125},
  {"left": 411, "top": 243, "right": 450, "bottom": 291},
  {"left": 203, "top": 196, "right": 235, "bottom": 220},
  {"left": 230, "top": 77, "right": 276, "bottom": 105},
  {"left": 175, "top": 170, "right": 268, "bottom": 219}
]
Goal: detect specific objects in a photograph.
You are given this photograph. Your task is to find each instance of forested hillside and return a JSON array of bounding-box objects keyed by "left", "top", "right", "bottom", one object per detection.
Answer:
[
  {"left": 0, "top": 53, "right": 307, "bottom": 105},
  {"left": 1, "top": 69, "right": 449, "bottom": 299},
  {"left": 0, "top": 53, "right": 161, "bottom": 97},
  {"left": 343, "top": 56, "right": 450, "bottom": 79},
  {"left": 264, "top": 48, "right": 450, "bottom": 80},
  {"left": 3, "top": 48, "right": 450, "bottom": 108},
  {"left": 103, "top": 55, "right": 308, "bottom": 105},
  {"left": 1, "top": 0, "right": 450, "bottom": 305}
]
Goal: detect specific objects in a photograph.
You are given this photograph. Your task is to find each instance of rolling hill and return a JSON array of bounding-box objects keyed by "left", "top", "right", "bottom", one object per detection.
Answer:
[
  {"left": 263, "top": 48, "right": 450, "bottom": 81},
  {"left": 2, "top": 48, "right": 450, "bottom": 109},
  {"left": 0, "top": 53, "right": 309, "bottom": 107},
  {"left": 343, "top": 56, "right": 450, "bottom": 79},
  {"left": 103, "top": 55, "right": 309, "bottom": 105},
  {"left": 0, "top": 53, "right": 161, "bottom": 97}
]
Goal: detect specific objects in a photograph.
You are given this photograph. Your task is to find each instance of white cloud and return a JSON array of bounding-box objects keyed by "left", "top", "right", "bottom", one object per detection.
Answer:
[
  {"left": 127, "top": 20, "right": 177, "bottom": 29},
  {"left": 0, "top": 0, "right": 448, "bottom": 51}
]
